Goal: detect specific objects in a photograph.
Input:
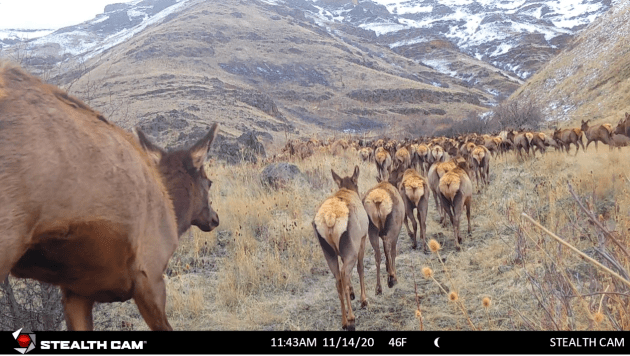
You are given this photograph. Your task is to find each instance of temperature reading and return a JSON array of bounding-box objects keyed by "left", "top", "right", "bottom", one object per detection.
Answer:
[{"left": 389, "top": 338, "right": 407, "bottom": 347}]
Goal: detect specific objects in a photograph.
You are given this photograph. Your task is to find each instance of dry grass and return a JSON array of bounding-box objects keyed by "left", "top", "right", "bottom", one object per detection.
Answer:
[{"left": 6, "top": 144, "right": 629, "bottom": 331}]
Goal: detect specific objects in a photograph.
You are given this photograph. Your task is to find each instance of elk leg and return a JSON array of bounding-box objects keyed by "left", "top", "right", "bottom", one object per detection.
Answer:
[
  {"left": 341, "top": 254, "right": 358, "bottom": 331},
  {"left": 357, "top": 234, "right": 368, "bottom": 308},
  {"left": 419, "top": 197, "right": 429, "bottom": 253},
  {"left": 404, "top": 204, "right": 417, "bottom": 249},
  {"left": 133, "top": 272, "right": 173, "bottom": 331},
  {"left": 62, "top": 288, "right": 95, "bottom": 331},
  {"left": 466, "top": 197, "right": 472, "bottom": 235},
  {"left": 368, "top": 223, "right": 382, "bottom": 295},
  {"left": 317, "top": 230, "right": 347, "bottom": 329},
  {"left": 382, "top": 231, "right": 398, "bottom": 289},
  {"left": 335, "top": 275, "right": 348, "bottom": 330}
]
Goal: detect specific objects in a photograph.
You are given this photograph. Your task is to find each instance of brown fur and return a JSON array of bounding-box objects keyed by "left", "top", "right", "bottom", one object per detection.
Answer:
[
  {"left": 438, "top": 167, "right": 472, "bottom": 251},
  {"left": 394, "top": 146, "right": 411, "bottom": 171},
  {"left": 399, "top": 169, "right": 429, "bottom": 251},
  {"left": 610, "top": 133, "right": 630, "bottom": 149},
  {"left": 554, "top": 128, "right": 584, "bottom": 155},
  {"left": 359, "top": 147, "right": 373, "bottom": 162},
  {"left": 363, "top": 181, "right": 405, "bottom": 295},
  {"left": 427, "top": 159, "right": 458, "bottom": 225},
  {"left": 582, "top": 120, "right": 613, "bottom": 151},
  {"left": 0, "top": 62, "right": 219, "bottom": 331},
  {"left": 313, "top": 166, "right": 369, "bottom": 331},
  {"left": 614, "top": 113, "right": 630, "bottom": 137},
  {"left": 375, "top": 147, "right": 392, "bottom": 181},
  {"left": 471, "top": 145, "right": 490, "bottom": 188}
]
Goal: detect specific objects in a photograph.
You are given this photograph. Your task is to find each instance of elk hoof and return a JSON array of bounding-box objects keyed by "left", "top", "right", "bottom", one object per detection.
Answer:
[
  {"left": 455, "top": 245, "right": 461, "bottom": 252},
  {"left": 387, "top": 276, "right": 397, "bottom": 288},
  {"left": 361, "top": 299, "right": 368, "bottom": 309},
  {"left": 350, "top": 291, "right": 355, "bottom": 301},
  {"left": 346, "top": 322, "right": 355, "bottom": 332},
  {"left": 376, "top": 285, "right": 382, "bottom": 295}
]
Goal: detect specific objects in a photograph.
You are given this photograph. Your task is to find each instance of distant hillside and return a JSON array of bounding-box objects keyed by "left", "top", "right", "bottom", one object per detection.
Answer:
[
  {"left": 12, "top": 0, "right": 503, "bottom": 150},
  {"left": 509, "top": 1, "right": 630, "bottom": 128}
]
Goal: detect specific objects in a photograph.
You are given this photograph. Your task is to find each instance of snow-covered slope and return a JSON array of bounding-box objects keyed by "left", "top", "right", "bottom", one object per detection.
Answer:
[
  {"left": 276, "top": 0, "right": 618, "bottom": 79},
  {"left": 0, "top": 0, "right": 193, "bottom": 68}
]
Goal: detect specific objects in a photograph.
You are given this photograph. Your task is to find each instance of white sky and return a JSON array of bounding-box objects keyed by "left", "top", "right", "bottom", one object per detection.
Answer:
[{"left": 0, "top": 0, "right": 136, "bottom": 29}]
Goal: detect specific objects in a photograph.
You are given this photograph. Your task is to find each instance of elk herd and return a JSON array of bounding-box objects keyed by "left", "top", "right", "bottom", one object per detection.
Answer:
[
  {"left": 3, "top": 61, "right": 630, "bottom": 332},
  {"left": 308, "top": 115, "right": 630, "bottom": 331}
]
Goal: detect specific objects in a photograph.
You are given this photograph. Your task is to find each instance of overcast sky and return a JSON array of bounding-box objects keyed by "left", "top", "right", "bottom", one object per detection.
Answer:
[{"left": 0, "top": 0, "right": 136, "bottom": 29}]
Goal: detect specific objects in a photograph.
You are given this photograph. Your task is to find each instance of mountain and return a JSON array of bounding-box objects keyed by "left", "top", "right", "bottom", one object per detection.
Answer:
[
  {"left": 508, "top": 1, "right": 630, "bottom": 127},
  {"left": 286, "top": 0, "right": 617, "bottom": 80},
  {"left": 1, "top": 0, "right": 504, "bottom": 150}
]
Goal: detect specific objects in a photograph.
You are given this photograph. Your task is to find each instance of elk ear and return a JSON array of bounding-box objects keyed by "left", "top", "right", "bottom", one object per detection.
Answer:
[
  {"left": 331, "top": 169, "right": 342, "bottom": 187},
  {"left": 134, "top": 128, "right": 164, "bottom": 166},
  {"left": 189, "top": 123, "right": 219, "bottom": 170},
  {"left": 351, "top": 165, "right": 360, "bottom": 184}
]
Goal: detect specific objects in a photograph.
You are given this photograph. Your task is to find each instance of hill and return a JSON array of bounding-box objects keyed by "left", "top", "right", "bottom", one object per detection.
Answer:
[{"left": 509, "top": 1, "right": 630, "bottom": 128}]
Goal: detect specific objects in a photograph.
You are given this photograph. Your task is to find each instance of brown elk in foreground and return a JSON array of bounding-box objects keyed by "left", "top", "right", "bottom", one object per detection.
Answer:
[
  {"left": 0, "top": 62, "right": 219, "bottom": 331},
  {"left": 581, "top": 119, "right": 613, "bottom": 151},
  {"left": 553, "top": 128, "right": 584, "bottom": 155},
  {"left": 313, "top": 166, "right": 369, "bottom": 331},
  {"left": 398, "top": 169, "right": 429, "bottom": 252},
  {"left": 438, "top": 161, "right": 473, "bottom": 251},
  {"left": 363, "top": 175, "right": 405, "bottom": 295}
]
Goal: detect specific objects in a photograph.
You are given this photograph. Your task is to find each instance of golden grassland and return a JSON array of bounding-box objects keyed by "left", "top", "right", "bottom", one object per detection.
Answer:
[{"left": 79, "top": 144, "right": 630, "bottom": 331}]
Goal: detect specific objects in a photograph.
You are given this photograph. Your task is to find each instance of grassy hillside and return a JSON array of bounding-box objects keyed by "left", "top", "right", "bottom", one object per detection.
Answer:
[{"left": 510, "top": 2, "right": 630, "bottom": 129}]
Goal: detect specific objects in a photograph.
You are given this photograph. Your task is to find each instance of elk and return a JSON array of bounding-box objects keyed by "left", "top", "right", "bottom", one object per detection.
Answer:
[
  {"left": 438, "top": 161, "right": 473, "bottom": 251},
  {"left": 582, "top": 119, "right": 613, "bottom": 151},
  {"left": 471, "top": 145, "right": 490, "bottom": 188},
  {"left": 358, "top": 147, "right": 373, "bottom": 162},
  {"left": 398, "top": 169, "right": 429, "bottom": 252},
  {"left": 313, "top": 166, "right": 369, "bottom": 331},
  {"left": 513, "top": 132, "right": 533, "bottom": 159},
  {"left": 363, "top": 175, "right": 405, "bottom": 295},
  {"left": 528, "top": 132, "right": 548, "bottom": 157},
  {"left": 614, "top": 113, "right": 630, "bottom": 137},
  {"left": 394, "top": 146, "right": 411, "bottom": 171},
  {"left": 375, "top": 146, "right": 392, "bottom": 181},
  {"left": 427, "top": 144, "right": 446, "bottom": 166},
  {"left": 0, "top": 62, "right": 219, "bottom": 331},
  {"left": 427, "top": 158, "right": 460, "bottom": 225},
  {"left": 610, "top": 134, "right": 630, "bottom": 149},
  {"left": 553, "top": 128, "right": 584, "bottom": 155}
]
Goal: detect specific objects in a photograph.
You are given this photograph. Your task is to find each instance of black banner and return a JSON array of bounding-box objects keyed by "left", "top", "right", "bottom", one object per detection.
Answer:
[{"left": 1, "top": 331, "right": 628, "bottom": 354}]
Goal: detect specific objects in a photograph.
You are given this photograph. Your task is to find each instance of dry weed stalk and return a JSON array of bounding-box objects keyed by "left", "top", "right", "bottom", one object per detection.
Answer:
[
  {"left": 482, "top": 297, "right": 492, "bottom": 330},
  {"left": 521, "top": 213, "right": 630, "bottom": 289},
  {"left": 427, "top": 239, "right": 477, "bottom": 330},
  {"left": 411, "top": 259, "right": 424, "bottom": 331}
]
